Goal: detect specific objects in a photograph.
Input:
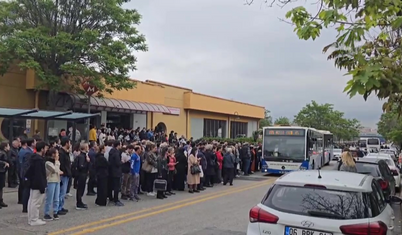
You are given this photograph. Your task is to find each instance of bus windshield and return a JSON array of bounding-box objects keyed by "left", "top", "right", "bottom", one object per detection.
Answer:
[{"left": 263, "top": 135, "right": 305, "bottom": 160}]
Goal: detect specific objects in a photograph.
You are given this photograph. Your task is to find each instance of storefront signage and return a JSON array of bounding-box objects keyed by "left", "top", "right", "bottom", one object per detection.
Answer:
[{"left": 167, "top": 107, "right": 180, "bottom": 115}]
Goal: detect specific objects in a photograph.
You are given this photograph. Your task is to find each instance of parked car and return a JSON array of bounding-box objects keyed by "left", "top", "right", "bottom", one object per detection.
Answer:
[
  {"left": 365, "top": 155, "right": 401, "bottom": 192},
  {"left": 247, "top": 170, "right": 396, "bottom": 235},
  {"left": 367, "top": 153, "right": 398, "bottom": 162},
  {"left": 353, "top": 158, "right": 396, "bottom": 198},
  {"left": 332, "top": 148, "right": 342, "bottom": 161}
]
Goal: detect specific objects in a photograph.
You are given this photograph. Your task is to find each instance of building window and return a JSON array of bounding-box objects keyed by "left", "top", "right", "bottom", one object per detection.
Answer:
[
  {"left": 1, "top": 119, "right": 26, "bottom": 140},
  {"left": 203, "top": 119, "right": 226, "bottom": 138},
  {"left": 230, "top": 121, "right": 248, "bottom": 138}
]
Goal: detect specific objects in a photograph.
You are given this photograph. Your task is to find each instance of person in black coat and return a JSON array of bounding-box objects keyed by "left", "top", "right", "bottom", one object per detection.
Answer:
[
  {"left": 108, "top": 140, "right": 124, "bottom": 206},
  {"left": 95, "top": 145, "right": 109, "bottom": 206},
  {"left": 0, "top": 142, "right": 10, "bottom": 208},
  {"left": 75, "top": 144, "right": 90, "bottom": 210},
  {"left": 174, "top": 147, "right": 187, "bottom": 191},
  {"left": 204, "top": 145, "right": 217, "bottom": 187},
  {"left": 25, "top": 141, "right": 47, "bottom": 226}
]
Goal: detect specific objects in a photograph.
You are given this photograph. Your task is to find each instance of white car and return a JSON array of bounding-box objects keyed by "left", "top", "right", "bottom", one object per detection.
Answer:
[
  {"left": 368, "top": 152, "right": 397, "bottom": 162},
  {"left": 247, "top": 170, "right": 396, "bottom": 235},
  {"left": 365, "top": 155, "right": 401, "bottom": 191},
  {"left": 332, "top": 148, "right": 342, "bottom": 161},
  {"left": 380, "top": 149, "right": 398, "bottom": 161}
]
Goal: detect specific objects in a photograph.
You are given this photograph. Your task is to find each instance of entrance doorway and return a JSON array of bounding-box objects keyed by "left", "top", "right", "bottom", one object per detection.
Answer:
[{"left": 156, "top": 122, "right": 167, "bottom": 133}]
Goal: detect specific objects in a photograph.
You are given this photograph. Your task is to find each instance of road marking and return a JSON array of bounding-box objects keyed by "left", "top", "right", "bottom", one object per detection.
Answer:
[
  {"left": 49, "top": 179, "right": 275, "bottom": 235},
  {"left": 70, "top": 180, "right": 273, "bottom": 235}
]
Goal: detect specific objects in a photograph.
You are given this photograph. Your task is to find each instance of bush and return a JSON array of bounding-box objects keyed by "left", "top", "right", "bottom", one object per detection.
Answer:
[{"left": 194, "top": 137, "right": 262, "bottom": 144}]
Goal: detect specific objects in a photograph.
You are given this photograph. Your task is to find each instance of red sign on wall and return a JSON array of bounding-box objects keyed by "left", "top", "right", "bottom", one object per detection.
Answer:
[{"left": 81, "top": 81, "right": 98, "bottom": 96}]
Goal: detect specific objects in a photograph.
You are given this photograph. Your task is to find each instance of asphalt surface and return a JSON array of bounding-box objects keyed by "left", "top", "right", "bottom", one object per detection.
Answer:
[{"left": 0, "top": 161, "right": 400, "bottom": 235}]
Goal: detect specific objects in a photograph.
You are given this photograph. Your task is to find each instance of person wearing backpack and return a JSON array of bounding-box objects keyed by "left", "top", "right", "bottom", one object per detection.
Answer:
[{"left": 73, "top": 143, "right": 90, "bottom": 210}]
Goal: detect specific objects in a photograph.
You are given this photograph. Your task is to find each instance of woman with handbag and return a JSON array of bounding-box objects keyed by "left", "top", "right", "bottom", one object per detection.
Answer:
[
  {"left": 187, "top": 147, "right": 200, "bottom": 193},
  {"left": 142, "top": 143, "right": 158, "bottom": 197}
]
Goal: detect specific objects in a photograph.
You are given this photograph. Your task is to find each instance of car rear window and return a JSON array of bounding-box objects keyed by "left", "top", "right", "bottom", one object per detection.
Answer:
[
  {"left": 263, "top": 185, "right": 369, "bottom": 219},
  {"left": 355, "top": 162, "right": 381, "bottom": 177}
]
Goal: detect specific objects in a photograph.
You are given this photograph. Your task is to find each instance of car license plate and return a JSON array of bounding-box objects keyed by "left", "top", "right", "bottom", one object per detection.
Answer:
[{"left": 285, "top": 226, "right": 332, "bottom": 235}]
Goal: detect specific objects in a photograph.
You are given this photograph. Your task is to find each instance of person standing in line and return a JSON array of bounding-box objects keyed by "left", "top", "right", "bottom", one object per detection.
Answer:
[
  {"left": 43, "top": 148, "right": 62, "bottom": 221},
  {"left": 222, "top": 147, "right": 235, "bottom": 186},
  {"left": 58, "top": 138, "right": 71, "bottom": 215},
  {"left": 95, "top": 145, "right": 109, "bottom": 206},
  {"left": 129, "top": 145, "right": 141, "bottom": 201},
  {"left": 20, "top": 138, "right": 36, "bottom": 213},
  {"left": 8, "top": 139, "right": 20, "bottom": 188},
  {"left": 0, "top": 142, "right": 10, "bottom": 208},
  {"left": 120, "top": 146, "right": 132, "bottom": 200},
  {"left": 87, "top": 141, "right": 97, "bottom": 196},
  {"left": 75, "top": 143, "right": 90, "bottom": 210},
  {"left": 166, "top": 147, "right": 176, "bottom": 195},
  {"left": 108, "top": 141, "right": 124, "bottom": 206},
  {"left": 25, "top": 141, "right": 47, "bottom": 226}
]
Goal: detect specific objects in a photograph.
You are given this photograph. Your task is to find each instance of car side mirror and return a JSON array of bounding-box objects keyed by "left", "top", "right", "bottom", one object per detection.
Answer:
[{"left": 388, "top": 195, "right": 402, "bottom": 205}]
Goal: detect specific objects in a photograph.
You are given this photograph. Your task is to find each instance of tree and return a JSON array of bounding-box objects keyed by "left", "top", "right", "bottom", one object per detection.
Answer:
[
  {"left": 377, "top": 110, "right": 402, "bottom": 150},
  {"left": 0, "top": 0, "right": 147, "bottom": 108},
  {"left": 246, "top": 0, "right": 402, "bottom": 114},
  {"left": 274, "top": 116, "right": 291, "bottom": 125},
  {"left": 294, "top": 100, "right": 360, "bottom": 141},
  {"left": 259, "top": 109, "right": 272, "bottom": 128}
]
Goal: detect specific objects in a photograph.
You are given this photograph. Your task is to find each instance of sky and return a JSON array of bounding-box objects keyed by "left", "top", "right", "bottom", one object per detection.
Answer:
[{"left": 127, "top": 0, "right": 383, "bottom": 128}]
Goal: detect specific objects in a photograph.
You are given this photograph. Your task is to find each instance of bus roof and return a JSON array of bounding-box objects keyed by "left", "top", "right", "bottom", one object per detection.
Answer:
[{"left": 263, "top": 126, "right": 329, "bottom": 132}]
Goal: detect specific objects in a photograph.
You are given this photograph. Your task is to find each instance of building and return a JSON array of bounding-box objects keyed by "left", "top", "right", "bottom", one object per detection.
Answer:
[{"left": 0, "top": 65, "right": 265, "bottom": 140}]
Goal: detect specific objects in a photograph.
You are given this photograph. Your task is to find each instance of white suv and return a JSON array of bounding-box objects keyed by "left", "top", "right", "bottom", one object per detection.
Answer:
[{"left": 247, "top": 170, "right": 396, "bottom": 235}]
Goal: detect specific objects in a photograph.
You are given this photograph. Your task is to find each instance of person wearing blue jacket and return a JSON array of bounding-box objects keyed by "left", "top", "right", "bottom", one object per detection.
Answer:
[{"left": 129, "top": 145, "right": 141, "bottom": 201}]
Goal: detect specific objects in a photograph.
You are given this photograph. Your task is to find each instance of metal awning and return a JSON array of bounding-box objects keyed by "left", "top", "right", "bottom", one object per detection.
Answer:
[
  {"left": 0, "top": 108, "right": 100, "bottom": 120},
  {"left": 69, "top": 93, "right": 171, "bottom": 114}
]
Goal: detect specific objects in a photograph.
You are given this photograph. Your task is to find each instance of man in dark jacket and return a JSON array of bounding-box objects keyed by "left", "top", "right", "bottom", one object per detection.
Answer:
[
  {"left": 75, "top": 143, "right": 90, "bottom": 210},
  {"left": 58, "top": 137, "right": 71, "bottom": 215},
  {"left": 197, "top": 143, "right": 207, "bottom": 191},
  {"left": 8, "top": 139, "right": 20, "bottom": 188},
  {"left": 108, "top": 140, "right": 124, "bottom": 206},
  {"left": 25, "top": 141, "right": 47, "bottom": 226},
  {"left": 240, "top": 143, "right": 251, "bottom": 176},
  {"left": 19, "top": 138, "right": 35, "bottom": 213},
  {"left": 87, "top": 142, "right": 97, "bottom": 196}
]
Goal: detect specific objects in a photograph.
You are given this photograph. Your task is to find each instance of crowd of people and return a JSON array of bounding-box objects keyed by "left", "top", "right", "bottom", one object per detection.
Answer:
[{"left": 0, "top": 125, "right": 262, "bottom": 227}]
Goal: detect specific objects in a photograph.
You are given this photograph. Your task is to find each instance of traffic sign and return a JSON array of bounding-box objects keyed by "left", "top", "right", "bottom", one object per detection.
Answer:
[{"left": 81, "top": 81, "right": 98, "bottom": 96}]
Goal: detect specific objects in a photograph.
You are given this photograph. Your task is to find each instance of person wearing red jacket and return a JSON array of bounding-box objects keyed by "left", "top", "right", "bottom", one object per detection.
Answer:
[{"left": 215, "top": 146, "right": 223, "bottom": 184}]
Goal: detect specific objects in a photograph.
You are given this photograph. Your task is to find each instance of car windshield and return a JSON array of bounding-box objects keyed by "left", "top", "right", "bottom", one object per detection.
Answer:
[
  {"left": 355, "top": 162, "right": 381, "bottom": 177},
  {"left": 263, "top": 185, "right": 369, "bottom": 219},
  {"left": 263, "top": 136, "right": 305, "bottom": 159}
]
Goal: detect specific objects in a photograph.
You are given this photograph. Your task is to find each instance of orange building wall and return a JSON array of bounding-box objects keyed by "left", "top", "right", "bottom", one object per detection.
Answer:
[
  {"left": 146, "top": 81, "right": 189, "bottom": 136},
  {"left": 183, "top": 92, "right": 264, "bottom": 119}
]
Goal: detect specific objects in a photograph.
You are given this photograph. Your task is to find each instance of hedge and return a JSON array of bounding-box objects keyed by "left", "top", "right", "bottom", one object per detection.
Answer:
[{"left": 194, "top": 137, "right": 262, "bottom": 144}]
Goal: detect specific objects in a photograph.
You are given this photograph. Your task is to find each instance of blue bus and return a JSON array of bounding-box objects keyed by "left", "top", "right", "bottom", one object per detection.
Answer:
[{"left": 260, "top": 126, "right": 333, "bottom": 174}]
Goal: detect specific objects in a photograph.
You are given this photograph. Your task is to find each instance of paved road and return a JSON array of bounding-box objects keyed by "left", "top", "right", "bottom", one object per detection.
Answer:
[
  {"left": 1, "top": 175, "right": 275, "bottom": 235},
  {"left": 1, "top": 161, "right": 401, "bottom": 235}
]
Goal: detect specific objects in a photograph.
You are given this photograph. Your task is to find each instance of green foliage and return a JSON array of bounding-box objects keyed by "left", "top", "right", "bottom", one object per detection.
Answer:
[
  {"left": 262, "top": 0, "right": 402, "bottom": 114},
  {"left": 195, "top": 137, "right": 262, "bottom": 144},
  {"left": 293, "top": 100, "right": 361, "bottom": 141},
  {"left": 377, "top": 110, "right": 402, "bottom": 149},
  {"left": 0, "top": 0, "right": 147, "bottom": 106},
  {"left": 274, "top": 116, "right": 291, "bottom": 125},
  {"left": 259, "top": 109, "right": 272, "bottom": 128}
]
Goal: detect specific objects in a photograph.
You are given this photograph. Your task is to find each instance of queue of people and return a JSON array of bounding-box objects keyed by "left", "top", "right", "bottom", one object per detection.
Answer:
[{"left": 0, "top": 130, "right": 259, "bottom": 227}]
